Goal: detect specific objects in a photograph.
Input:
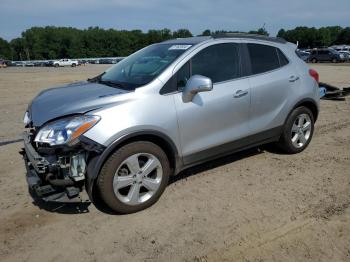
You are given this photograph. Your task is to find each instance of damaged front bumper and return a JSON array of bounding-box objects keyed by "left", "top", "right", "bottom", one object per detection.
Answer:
[{"left": 20, "top": 131, "right": 99, "bottom": 202}]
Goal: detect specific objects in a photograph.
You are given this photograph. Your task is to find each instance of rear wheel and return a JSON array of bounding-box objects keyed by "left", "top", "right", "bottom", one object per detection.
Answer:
[
  {"left": 332, "top": 58, "right": 338, "bottom": 63},
  {"left": 97, "top": 141, "right": 170, "bottom": 214},
  {"left": 311, "top": 58, "right": 317, "bottom": 63},
  {"left": 71, "top": 63, "right": 76, "bottom": 67},
  {"left": 54, "top": 63, "right": 59, "bottom": 67},
  {"left": 277, "top": 106, "right": 314, "bottom": 154}
]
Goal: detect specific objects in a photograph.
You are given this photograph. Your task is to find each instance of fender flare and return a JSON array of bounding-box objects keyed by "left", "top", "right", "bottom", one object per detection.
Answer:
[{"left": 290, "top": 98, "right": 319, "bottom": 122}]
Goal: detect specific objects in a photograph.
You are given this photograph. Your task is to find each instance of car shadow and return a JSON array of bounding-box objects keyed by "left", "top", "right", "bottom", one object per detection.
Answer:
[
  {"left": 29, "top": 188, "right": 91, "bottom": 214},
  {"left": 169, "top": 146, "right": 265, "bottom": 184}
]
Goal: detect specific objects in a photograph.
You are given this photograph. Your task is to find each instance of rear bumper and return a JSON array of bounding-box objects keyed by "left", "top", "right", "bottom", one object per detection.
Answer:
[{"left": 21, "top": 132, "right": 82, "bottom": 202}]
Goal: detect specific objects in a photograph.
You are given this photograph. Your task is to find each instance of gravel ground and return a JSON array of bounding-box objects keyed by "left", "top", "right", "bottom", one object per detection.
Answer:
[{"left": 0, "top": 64, "right": 349, "bottom": 262}]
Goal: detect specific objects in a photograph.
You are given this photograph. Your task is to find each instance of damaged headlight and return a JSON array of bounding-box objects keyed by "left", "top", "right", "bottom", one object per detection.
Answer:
[{"left": 34, "top": 115, "right": 100, "bottom": 146}]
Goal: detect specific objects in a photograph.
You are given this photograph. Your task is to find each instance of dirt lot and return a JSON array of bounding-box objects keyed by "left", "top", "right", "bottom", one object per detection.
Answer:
[{"left": 0, "top": 64, "right": 349, "bottom": 262}]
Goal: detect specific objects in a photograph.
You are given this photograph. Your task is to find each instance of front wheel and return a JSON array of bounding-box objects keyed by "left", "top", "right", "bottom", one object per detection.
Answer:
[
  {"left": 277, "top": 106, "right": 314, "bottom": 154},
  {"left": 97, "top": 141, "right": 170, "bottom": 214}
]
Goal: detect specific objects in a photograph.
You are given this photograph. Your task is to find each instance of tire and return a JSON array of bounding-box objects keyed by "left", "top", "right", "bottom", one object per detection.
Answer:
[
  {"left": 54, "top": 63, "right": 59, "bottom": 67},
  {"left": 311, "top": 58, "right": 317, "bottom": 63},
  {"left": 332, "top": 58, "right": 338, "bottom": 63},
  {"left": 71, "top": 63, "right": 76, "bottom": 67},
  {"left": 277, "top": 106, "right": 314, "bottom": 154},
  {"left": 97, "top": 141, "right": 170, "bottom": 214}
]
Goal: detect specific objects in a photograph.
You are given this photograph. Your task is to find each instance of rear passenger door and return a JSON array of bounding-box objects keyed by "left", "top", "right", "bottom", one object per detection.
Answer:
[
  {"left": 245, "top": 43, "right": 298, "bottom": 135},
  {"left": 173, "top": 43, "right": 251, "bottom": 164}
]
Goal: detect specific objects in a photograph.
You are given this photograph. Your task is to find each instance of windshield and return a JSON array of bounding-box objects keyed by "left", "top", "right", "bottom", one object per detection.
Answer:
[{"left": 97, "top": 43, "right": 192, "bottom": 90}]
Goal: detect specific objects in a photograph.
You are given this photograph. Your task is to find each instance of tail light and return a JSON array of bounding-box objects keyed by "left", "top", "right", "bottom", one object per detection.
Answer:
[{"left": 309, "top": 69, "right": 319, "bottom": 83}]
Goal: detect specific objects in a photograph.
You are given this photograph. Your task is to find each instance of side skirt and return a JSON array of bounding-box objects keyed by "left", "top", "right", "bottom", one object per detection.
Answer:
[{"left": 178, "top": 126, "right": 282, "bottom": 173}]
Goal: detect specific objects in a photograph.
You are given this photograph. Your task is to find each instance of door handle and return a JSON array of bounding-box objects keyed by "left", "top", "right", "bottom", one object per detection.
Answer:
[
  {"left": 234, "top": 90, "right": 248, "bottom": 98},
  {"left": 289, "top": 75, "right": 300, "bottom": 82}
]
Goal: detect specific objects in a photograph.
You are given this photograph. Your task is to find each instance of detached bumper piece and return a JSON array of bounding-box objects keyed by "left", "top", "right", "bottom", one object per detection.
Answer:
[
  {"left": 21, "top": 132, "right": 85, "bottom": 203},
  {"left": 319, "top": 82, "right": 350, "bottom": 101}
]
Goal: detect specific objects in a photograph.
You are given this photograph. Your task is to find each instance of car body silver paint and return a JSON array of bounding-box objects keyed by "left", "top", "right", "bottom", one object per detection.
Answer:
[
  {"left": 30, "top": 36, "right": 320, "bottom": 163},
  {"left": 28, "top": 81, "right": 129, "bottom": 127}
]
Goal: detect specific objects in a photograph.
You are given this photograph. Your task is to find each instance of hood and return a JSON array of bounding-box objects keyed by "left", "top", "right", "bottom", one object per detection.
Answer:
[{"left": 28, "top": 81, "right": 129, "bottom": 127}]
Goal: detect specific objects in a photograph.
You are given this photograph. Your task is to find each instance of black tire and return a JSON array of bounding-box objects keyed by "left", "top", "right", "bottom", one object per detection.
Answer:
[
  {"left": 97, "top": 141, "right": 170, "bottom": 214},
  {"left": 54, "top": 63, "right": 59, "bottom": 67},
  {"left": 277, "top": 106, "right": 314, "bottom": 154},
  {"left": 311, "top": 58, "right": 317, "bottom": 63},
  {"left": 71, "top": 63, "right": 76, "bottom": 67},
  {"left": 332, "top": 58, "right": 338, "bottom": 63}
]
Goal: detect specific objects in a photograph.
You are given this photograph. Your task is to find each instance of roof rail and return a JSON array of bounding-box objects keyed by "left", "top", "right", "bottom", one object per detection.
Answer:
[{"left": 212, "top": 33, "right": 287, "bottom": 44}]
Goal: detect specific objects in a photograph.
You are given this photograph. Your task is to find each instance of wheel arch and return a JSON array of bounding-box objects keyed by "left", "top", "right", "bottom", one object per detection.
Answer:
[
  {"left": 85, "top": 131, "right": 180, "bottom": 200},
  {"left": 292, "top": 98, "right": 319, "bottom": 122}
]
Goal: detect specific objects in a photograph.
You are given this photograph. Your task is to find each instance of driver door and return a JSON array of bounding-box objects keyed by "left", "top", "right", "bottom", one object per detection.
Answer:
[{"left": 173, "top": 43, "right": 251, "bottom": 165}]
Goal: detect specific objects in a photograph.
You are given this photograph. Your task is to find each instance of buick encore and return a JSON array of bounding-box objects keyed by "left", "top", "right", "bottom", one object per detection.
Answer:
[{"left": 22, "top": 34, "right": 320, "bottom": 213}]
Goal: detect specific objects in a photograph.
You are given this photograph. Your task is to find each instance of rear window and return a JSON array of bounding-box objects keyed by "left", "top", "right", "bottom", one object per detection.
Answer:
[{"left": 247, "top": 43, "right": 280, "bottom": 74}]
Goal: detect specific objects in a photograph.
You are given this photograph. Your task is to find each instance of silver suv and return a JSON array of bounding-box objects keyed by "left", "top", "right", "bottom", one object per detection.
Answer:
[{"left": 22, "top": 35, "right": 320, "bottom": 213}]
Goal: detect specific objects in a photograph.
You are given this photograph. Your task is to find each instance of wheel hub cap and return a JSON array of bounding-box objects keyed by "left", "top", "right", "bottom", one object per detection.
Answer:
[
  {"left": 113, "top": 153, "right": 163, "bottom": 206},
  {"left": 291, "top": 113, "right": 312, "bottom": 148}
]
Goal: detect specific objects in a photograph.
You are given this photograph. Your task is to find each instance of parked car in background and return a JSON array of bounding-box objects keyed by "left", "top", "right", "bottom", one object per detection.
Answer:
[
  {"left": 22, "top": 35, "right": 320, "bottom": 214},
  {"left": 308, "top": 49, "right": 345, "bottom": 63},
  {"left": 295, "top": 49, "right": 310, "bottom": 61},
  {"left": 53, "top": 59, "right": 79, "bottom": 67},
  {"left": 45, "top": 61, "right": 54, "bottom": 67},
  {"left": 330, "top": 45, "right": 350, "bottom": 52},
  {"left": 0, "top": 59, "right": 7, "bottom": 68},
  {"left": 99, "top": 58, "right": 117, "bottom": 64},
  {"left": 338, "top": 51, "right": 350, "bottom": 61},
  {"left": 25, "top": 61, "right": 35, "bottom": 67}
]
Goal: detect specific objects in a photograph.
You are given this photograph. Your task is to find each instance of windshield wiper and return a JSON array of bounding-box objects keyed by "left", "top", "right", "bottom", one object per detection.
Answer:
[
  {"left": 87, "top": 72, "right": 105, "bottom": 82},
  {"left": 98, "top": 79, "right": 127, "bottom": 89}
]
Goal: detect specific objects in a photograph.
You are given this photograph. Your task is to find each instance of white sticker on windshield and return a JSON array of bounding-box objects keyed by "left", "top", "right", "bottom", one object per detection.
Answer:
[{"left": 169, "top": 45, "right": 192, "bottom": 50}]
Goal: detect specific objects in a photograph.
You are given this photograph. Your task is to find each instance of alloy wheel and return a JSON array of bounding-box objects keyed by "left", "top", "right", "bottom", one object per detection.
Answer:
[
  {"left": 291, "top": 113, "right": 312, "bottom": 148},
  {"left": 113, "top": 153, "right": 163, "bottom": 206}
]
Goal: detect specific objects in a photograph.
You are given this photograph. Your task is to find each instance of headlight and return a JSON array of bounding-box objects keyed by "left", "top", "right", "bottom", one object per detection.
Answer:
[{"left": 34, "top": 115, "right": 100, "bottom": 146}]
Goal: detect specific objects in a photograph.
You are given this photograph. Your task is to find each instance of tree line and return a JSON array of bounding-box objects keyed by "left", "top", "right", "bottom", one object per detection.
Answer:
[
  {"left": 0, "top": 26, "right": 349, "bottom": 61},
  {"left": 277, "top": 26, "right": 350, "bottom": 48}
]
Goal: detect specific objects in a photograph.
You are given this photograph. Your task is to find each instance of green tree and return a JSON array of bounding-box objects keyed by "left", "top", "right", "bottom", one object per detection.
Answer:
[
  {"left": 173, "top": 29, "right": 192, "bottom": 38},
  {"left": 202, "top": 29, "right": 211, "bottom": 36},
  {"left": 0, "top": 37, "right": 12, "bottom": 59},
  {"left": 336, "top": 27, "right": 350, "bottom": 44},
  {"left": 249, "top": 27, "right": 269, "bottom": 36}
]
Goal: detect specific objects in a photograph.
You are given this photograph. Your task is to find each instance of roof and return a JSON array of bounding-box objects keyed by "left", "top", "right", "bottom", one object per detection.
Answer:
[
  {"left": 162, "top": 34, "right": 287, "bottom": 45},
  {"left": 212, "top": 33, "right": 287, "bottom": 44},
  {"left": 162, "top": 36, "right": 211, "bottom": 44}
]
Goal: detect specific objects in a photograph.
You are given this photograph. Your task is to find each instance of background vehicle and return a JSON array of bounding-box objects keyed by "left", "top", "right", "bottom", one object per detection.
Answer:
[
  {"left": 0, "top": 59, "right": 7, "bottom": 68},
  {"left": 53, "top": 58, "right": 79, "bottom": 67},
  {"left": 338, "top": 51, "right": 350, "bottom": 61},
  {"left": 308, "top": 48, "right": 345, "bottom": 63},
  {"left": 22, "top": 35, "right": 320, "bottom": 214},
  {"left": 295, "top": 49, "right": 310, "bottom": 61}
]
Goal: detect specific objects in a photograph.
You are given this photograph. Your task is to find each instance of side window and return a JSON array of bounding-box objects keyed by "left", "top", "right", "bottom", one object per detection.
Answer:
[
  {"left": 176, "top": 62, "right": 190, "bottom": 90},
  {"left": 277, "top": 49, "right": 289, "bottom": 66},
  {"left": 159, "top": 62, "right": 190, "bottom": 95},
  {"left": 247, "top": 43, "right": 280, "bottom": 74},
  {"left": 191, "top": 43, "right": 240, "bottom": 83}
]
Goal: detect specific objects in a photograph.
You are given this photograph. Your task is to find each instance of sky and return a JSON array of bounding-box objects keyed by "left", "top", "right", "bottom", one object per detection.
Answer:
[{"left": 1, "top": 0, "right": 350, "bottom": 41}]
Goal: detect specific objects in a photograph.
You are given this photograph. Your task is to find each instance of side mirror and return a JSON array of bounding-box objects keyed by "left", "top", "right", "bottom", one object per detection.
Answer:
[{"left": 182, "top": 75, "right": 213, "bottom": 103}]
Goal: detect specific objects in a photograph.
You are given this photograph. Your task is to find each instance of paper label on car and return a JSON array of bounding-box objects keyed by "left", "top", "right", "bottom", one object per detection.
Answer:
[{"left": 169, "top": 45, "right": 192, "bottom": 50}]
